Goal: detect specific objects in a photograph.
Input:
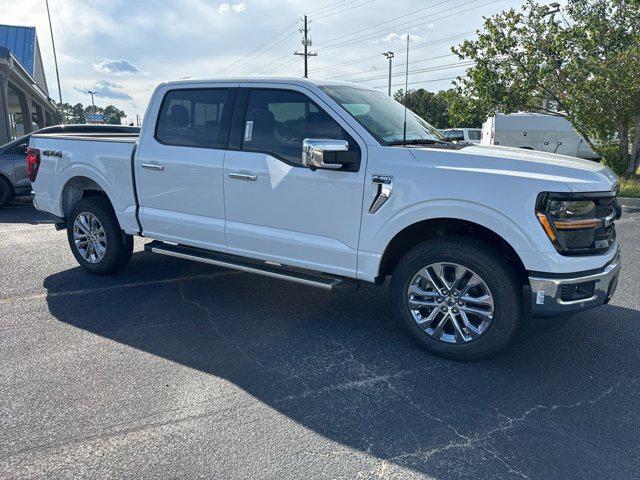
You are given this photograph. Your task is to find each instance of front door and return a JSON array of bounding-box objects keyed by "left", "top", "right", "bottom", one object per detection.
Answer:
[
  {"left": 135, "top": 85, "right": 237, "bottom": 251},
  {"left": 223, "top": 87, "right": 366, "bottom": 278}
]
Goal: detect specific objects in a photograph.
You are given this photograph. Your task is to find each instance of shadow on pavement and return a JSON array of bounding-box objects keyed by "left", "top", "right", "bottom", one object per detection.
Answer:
[
  {"left": 0, "top": 197, "right": 55, "bottom": 225},
  {"left": 42, "top": 254, "right": 640, "bottom": 479}
]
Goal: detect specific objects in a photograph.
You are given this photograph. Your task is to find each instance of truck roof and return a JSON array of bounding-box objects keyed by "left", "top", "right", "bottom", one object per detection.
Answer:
[
  {"left": 488, "top": 113, "right": 575, "bottom": 132},
  {"left": 160, "top": 77, "right": 362, "bottom": 89}
]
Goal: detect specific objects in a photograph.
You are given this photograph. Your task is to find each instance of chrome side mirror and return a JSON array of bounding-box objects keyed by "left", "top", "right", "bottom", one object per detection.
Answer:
[
  {"left": 302, "top": 139, "right": 349, "bottom": 170},
  {"left": 17, "top": 143, "right": 28, "bottom": 154}
]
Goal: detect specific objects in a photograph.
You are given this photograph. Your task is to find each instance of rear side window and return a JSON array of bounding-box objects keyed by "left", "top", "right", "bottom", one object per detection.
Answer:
[
  {"left": 467, "top": 129, "right": 481, "bottom": 141},
  {"left": 241, "top": 89, "right": 358, "bottom": 166},
  {"left": 156, "top": 89, "right": 230, "bottom": 148}
]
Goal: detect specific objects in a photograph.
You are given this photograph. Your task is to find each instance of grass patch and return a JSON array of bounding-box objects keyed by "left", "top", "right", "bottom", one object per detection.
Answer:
[{"left": 620, "top": 176, "right": 640, "bottom": 198}]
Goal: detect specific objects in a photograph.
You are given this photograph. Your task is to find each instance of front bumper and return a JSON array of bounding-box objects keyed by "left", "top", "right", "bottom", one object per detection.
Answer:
[{"left": 528, "top": 248, "right": 621, "bottom": 317}]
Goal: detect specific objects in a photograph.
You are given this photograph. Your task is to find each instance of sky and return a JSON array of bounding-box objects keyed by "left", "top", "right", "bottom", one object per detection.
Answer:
[{"left": 3, "top": 0, "right": 531, "bottom": 124}]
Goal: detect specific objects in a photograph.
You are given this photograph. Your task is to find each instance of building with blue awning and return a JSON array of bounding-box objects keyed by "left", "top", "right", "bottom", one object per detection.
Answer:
[{"left": 0, "top": 24, "right": 57, "bottom": 144}]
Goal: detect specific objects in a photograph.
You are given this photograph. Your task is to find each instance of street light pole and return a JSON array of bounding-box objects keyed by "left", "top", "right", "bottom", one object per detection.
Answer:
[
  {"left": 87, "top": 91, "right": 96, "bottom": 110},
  {"left": 542, "top": 2, "right": 561, "bottom": 111},
  {"left": 45, "top": 0, "right": 64, "bottom": 124},
  {"left": 382, "top": 51, "right": 394, "bottom": 97},
  {"left": 87, "top": 90, "right": 97, "bottom": 122}
]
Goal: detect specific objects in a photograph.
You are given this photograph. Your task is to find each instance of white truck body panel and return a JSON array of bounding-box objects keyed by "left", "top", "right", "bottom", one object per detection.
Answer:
[
  {"left": 30, "top": 78, "right": 618, "bottom": 285},
  {"left": 481, "top": 113, "right": 599, "bottom": 160}
]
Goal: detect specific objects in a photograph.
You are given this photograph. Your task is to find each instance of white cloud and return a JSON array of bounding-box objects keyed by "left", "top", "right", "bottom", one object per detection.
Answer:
[
  {"left": 94, "top": 58, "right": 143, "bottom": 75},
  {"left": 74, "top": 80, "right": 133, "bottom": 101},
  {"left": 374, "top": 32, "right": 426, "bottom": 44},
  {"left": 218, "top": 2, "right": 245, "bottom": 14}
]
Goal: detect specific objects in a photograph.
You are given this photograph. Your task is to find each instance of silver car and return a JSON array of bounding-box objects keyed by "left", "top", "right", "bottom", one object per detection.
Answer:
[{"left": 0, "top": 124, "right": 139, "bottom": 207}]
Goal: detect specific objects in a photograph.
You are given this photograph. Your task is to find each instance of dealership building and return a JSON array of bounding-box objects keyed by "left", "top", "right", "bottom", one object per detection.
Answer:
[{"left": 0, "top": 24, "right": 57, "bottom": 145}]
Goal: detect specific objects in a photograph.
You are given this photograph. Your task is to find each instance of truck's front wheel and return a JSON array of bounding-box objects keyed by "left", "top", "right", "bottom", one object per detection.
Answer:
[
  {"left": 67, "top": 197, "right": 133, "bottom": 275},
  {"left": 390, "top": 235, "right": 521, "bottom": 360}
]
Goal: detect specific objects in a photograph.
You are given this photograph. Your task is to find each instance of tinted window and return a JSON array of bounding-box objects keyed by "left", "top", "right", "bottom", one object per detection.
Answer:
[
  {"left": 156, "top": 89, "right": 230, "bottom": 148},
  {"left": 3, "top": 136, "right": 28, "bottom": 154},
  {"left": 443, "top": 129, "right": 464, "bottom": 140},
  {"left": 467, "top": 129, "right": 481, "bottom": 141},
  {"left": 241, "top": 89, "right": 357, "bottom": 166}
]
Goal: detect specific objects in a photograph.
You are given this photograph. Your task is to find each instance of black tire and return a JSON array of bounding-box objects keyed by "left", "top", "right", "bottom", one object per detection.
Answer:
[
  {"left": 390, "top": 235, "right": 522, "bottom": 361},
  {"left": 0, "top": 176, "right": 14, "bottom": 208},
  {"left": 66, "top": 197, "right": 133, "bottom": 275}
]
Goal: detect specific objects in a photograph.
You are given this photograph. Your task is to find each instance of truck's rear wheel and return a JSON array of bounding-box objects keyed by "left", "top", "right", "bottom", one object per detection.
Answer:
[
  {"left": 67, "top": 197, "right": 133, "bottom": 275},
  {"left": 390, "top": 235, "right": 522, "bottom": 360}
]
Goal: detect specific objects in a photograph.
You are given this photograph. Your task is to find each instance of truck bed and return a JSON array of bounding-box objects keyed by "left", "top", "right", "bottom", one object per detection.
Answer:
[{"left": 29, "top": 133, "right": 140, "bottom": 235}]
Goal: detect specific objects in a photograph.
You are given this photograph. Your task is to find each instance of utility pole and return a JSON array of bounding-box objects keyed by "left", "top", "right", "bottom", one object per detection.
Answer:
[
  {"left": 294, "top": 15, "right": 317, "bottom": 78},
  {"left": 45, "top": 0, "right": 64, "bottom": 124},
  {"left": 382, "top": 51, "right": 394, "bottom": 96}
]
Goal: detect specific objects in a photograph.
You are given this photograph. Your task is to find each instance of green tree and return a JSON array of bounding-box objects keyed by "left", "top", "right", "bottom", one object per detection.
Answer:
[
  {"left": 101, "top": 105, "right": 127, "bottom": 125},
  {"left": 394, "top": 88, "right": 486, "bottom": 129},
  {"left": 69, "top": 103, "right": 86, "bottom": 124},
  {"left": 53, "top": 103, "right": 73, "bottom": 124},
  {"left": 452, "top": 0, "right": 640, "bottom": 174}
]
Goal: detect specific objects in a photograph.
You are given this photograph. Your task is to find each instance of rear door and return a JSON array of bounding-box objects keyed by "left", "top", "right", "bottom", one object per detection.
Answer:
[
  {"left": 223, "top": 86, "right": 366, "bottom": 278},
  {"left": 135, "top": 84, "right": 237, "bottom": 251}
]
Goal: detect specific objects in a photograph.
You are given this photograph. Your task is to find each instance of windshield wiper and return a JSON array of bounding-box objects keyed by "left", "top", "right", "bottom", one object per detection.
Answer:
[{"left": 387, "top": 139, "right": 451, "bottom": 146}]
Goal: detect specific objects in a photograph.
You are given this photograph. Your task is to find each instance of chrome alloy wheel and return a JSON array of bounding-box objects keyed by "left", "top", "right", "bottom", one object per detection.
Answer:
[
  {"left": 73, "top": 212, "right": 107, "bottom": 264},
  {"left": 407, "top": 262, "right": 495, "bottom": 344}
]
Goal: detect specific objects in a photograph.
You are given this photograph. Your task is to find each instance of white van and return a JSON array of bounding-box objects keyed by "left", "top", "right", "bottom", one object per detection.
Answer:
[
  {"left": 441, "top": 128, "right": 482, "bottom": 144},
  {"left": 481, "top": 113, "right": 599, "bottom": 160}
]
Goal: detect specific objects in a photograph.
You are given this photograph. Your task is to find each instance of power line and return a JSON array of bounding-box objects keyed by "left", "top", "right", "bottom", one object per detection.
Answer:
[
  {"left": 327, "top": 53, "right": 457, "bottom": 79},
  {"left": 311, "top": 32, "right": 472, "bottom": 74},
  {"left": 314, "top": 0, "right": 453, "bottom": 50},
  {"left": 303, "top": 0, "right": 361, "bottom": 17},
  {"left": 261, "top": 31, "right": 470, "bottom": 77},
  {"left": 370, "top": 76, "right": 463, "bottom": 90},
  {"left": 254, "top": 0, "right": 497, "bottom": 77},
  {"left": 312, "top": 0, "right": 377, "bottom": 21},
  {"left": 314, "top": 0, "right": 502, "bottom": 54},
  {"left": 218, "top": 20, "right": 299, "bottom": 75},
  {"left": 347, "top": 61, "right": 474, "bottom": 83}
]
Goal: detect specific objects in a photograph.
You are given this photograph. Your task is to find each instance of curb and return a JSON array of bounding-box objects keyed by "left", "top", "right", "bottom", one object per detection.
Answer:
[{"left": 620, "top": 197, "right": 640, "bottom": 207}]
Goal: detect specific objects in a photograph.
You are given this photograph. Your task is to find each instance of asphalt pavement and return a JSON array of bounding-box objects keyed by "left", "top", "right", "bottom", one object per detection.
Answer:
[{"left": 1, "top": 196, "right": 639, "bottom": 479}]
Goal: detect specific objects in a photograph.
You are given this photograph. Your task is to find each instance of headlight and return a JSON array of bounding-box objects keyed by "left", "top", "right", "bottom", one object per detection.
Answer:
[{"left": 536, "top": 192, "right": 617, "bottom": 254}]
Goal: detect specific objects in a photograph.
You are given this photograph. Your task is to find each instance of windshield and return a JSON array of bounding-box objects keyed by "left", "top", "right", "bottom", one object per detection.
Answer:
[{"left": 320, "top": 85, "right": 445, "bottom": 145}]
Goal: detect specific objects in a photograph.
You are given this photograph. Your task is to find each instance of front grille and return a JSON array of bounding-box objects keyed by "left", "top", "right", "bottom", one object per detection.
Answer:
[{"left": 560, "top": 281, "right": 595, "bottom": 302}]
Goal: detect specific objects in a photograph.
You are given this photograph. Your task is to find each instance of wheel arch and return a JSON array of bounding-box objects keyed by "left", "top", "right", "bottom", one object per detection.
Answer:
[
  {"left": 60, "top": 175, "right": 113, "bottom": 218},
  {"left": 377, "top": 218, "right": 528, "bottom": 285}
]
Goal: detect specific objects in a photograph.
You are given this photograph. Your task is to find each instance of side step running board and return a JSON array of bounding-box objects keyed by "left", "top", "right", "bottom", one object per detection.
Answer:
[{"left": 145, "top": 241, "right": 360, "bottom": 293}]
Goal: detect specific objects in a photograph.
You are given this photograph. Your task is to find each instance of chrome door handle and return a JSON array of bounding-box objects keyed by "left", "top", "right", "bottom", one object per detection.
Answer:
[
  {"left": 141, "top": 162, "right": 164, "bottom": 171},
  {"left": 229, "top": 172, "right": 257, "bottom": 181}
]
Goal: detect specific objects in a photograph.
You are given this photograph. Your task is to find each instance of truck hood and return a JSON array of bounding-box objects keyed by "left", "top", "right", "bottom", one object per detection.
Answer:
[{"left": 409, "top": 144, "right": 618, "bottom": 193}]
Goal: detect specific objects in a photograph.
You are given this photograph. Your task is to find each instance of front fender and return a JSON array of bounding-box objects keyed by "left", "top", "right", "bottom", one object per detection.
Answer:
[{"left": 356, "top": 199, "right": 551, "bottom": 282}]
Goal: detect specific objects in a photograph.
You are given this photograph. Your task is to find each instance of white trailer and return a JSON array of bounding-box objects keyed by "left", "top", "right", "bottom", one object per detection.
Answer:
[{"left": 481, "top": 113, "right": 599, "bottom": 160}]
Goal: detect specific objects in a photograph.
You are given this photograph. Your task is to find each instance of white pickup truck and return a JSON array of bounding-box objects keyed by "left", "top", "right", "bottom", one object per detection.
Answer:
[{"left": 28, "top": 78, "right": 622, "bottom": 360}]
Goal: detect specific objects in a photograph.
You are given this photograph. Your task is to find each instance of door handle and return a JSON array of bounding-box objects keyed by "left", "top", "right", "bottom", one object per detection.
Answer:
[
  {"left": 141, "top": 162, "right": 164, "bottom": 171},
  {"left": 229, "top": 172, "right": 257, "bottom": 181}
]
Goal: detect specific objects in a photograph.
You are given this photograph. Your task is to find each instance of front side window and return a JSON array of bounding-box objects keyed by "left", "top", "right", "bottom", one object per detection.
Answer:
[
  {"left": 241, "top": 89, "right": 357, "bottom": 166},
  {"left": 320, "top": 85, "right": 445, "bottom": 145},
  {"left": 156, "top": 89, "right": 230, "bottom": 148}
]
